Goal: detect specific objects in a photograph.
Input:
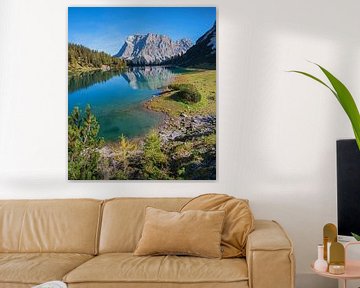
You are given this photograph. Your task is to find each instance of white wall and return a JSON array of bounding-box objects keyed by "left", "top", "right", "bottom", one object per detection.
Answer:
[{"left": 1, "top": 0, "right": 360, "bottom": 287}]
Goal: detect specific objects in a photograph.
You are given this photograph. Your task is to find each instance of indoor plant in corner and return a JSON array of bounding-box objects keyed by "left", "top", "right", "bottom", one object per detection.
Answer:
[{"left": 290, "top": 63, "right": 360, "bottom": 240}]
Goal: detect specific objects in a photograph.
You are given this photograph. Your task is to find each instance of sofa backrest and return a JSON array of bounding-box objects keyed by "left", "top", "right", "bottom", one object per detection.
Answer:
[
  {"left": 0, "top": 199, "right": 102, "bottom": 255},
  {"left": 99, "top": 197, "right": 190, "bottom": 253}
]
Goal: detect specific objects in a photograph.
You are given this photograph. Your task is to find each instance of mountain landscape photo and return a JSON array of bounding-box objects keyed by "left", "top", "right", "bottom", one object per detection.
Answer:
[{"left": 68, "top": 7, "right": 216, "bottom": 180}]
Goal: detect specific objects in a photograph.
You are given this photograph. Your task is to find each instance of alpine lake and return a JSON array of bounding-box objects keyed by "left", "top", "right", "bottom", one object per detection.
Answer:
[{"left": 68, "top": 66, "right": 191, "bottom": 142}]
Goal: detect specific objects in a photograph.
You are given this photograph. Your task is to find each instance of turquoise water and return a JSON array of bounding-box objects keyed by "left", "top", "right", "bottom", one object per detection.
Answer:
[{"left": 68, "top": 66, "right": 188, "bottom": 141}]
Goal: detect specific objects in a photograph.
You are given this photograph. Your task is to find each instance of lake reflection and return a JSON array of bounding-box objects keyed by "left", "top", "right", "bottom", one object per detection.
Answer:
[
  {"left": 68, "top": 66, "right": 185, "bottom": 141},
  {"left": 122, "top": 66, "right": 175, "bottom": 90}
]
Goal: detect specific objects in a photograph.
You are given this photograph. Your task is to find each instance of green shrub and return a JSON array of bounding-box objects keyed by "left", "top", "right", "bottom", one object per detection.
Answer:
[
  {"left": 169, "top": 83, "right": 201, "bottom": 104},
  {"left": 142, "top": 131, "right": 169, "bottom": 180},
  {"left": 68, "top": 105, "right": 104, "bottom": 180}
]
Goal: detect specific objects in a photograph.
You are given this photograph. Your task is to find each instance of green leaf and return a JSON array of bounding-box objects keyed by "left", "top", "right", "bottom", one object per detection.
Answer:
[
  {"left": 316, "top": 64, "right": 360, "bottom": 150},
  {"left": 353, "top": 128, "right": 360, "bottom": 151},
  {"left": 288, "top": 70, "right": 337, "bottom": 98},
  {"left": 289, "top": 64, "right": 360, "bottom": 150},
  {"left": 351, "top": 232, "right": 360, "bottom": 241}
]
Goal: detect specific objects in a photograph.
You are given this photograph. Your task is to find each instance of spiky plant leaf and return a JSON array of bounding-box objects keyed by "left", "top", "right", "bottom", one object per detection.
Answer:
[{"left": 289, "top": 63, "right": 360, "bottom": 150}]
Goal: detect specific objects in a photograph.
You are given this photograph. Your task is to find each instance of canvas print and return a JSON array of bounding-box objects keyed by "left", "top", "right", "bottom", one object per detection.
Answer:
[{"left": 68, "top": 7, "right": 216, "bottom": 180}]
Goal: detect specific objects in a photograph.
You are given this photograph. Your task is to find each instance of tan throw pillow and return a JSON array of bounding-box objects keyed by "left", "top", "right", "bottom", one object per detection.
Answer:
[
  {"left": 181, "top": 194, "right": 255, "bottom": 258},
  {"left": 134, "top": 207, "right": 225, "bottom": 258}
]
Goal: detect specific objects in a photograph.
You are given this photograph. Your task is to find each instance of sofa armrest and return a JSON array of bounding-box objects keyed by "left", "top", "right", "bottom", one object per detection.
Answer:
[{"left": 246, "top": 220, "right": 295, "bottom": 288}]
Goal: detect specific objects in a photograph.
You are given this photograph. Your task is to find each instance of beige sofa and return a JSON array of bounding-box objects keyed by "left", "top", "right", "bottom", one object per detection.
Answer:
[{"left": 0, "top": 198, "right": 295, "bottom": 288}]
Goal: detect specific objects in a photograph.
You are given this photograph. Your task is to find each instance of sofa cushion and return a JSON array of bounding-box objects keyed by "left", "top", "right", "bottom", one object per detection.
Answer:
[
  {"left": 99, "top": 198, "right": 190, "bottom": 253},
  {"left": 0, "top": 284, "right": 33, "bottom": 288},
  {"left": 63, "top": 253, "right": 248, "bottom": 285},
  {"left": 0, "top": 199, "right": 103, "bottom": 254},
  {"left": 134, "top": 207, "right": 225, "bottom": 258},
  {"left": 67, "top": 282, "right": 249, "bottom": 288},
  {"left": 181, "top": 194, "right": 254, "bottom": 258},
  {"left": 0, "top": 253, "right": 93, "bottom": 285}
]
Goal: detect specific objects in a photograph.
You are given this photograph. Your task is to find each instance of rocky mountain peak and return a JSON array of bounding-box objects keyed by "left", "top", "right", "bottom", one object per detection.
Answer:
[{"left": 114, "top": 33, "right": 193, "bottom": 65}]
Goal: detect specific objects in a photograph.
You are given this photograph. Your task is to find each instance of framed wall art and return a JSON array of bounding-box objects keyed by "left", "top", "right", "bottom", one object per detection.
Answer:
[{"left": 68, "top": 7, "right": 216, "bottom": 180}]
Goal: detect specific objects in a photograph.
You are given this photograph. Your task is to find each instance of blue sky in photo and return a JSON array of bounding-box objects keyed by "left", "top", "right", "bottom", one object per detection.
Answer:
[{"left": 68, "top": 7, "right": 216, "bottom": 56}]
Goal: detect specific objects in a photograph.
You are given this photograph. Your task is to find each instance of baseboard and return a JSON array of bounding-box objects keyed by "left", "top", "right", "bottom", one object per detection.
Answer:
[{"left": 296, "top": 273, "right": 337, "bottom": 288}]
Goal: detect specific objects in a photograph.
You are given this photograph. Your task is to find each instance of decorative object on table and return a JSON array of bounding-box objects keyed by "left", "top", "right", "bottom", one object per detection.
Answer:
[
  {"left": 314, "top": 244, "right": 328, "bottom": 272},
  {"left": 68, "top": 7, "right": 217, "bottom": 180},
  {"left": 312, "top": 237, "right": 360, "bottom": 288},
  {"left": 32, "top": 281, "right": 67, "bottom": 288},
  {"left": 328, "top": 264, "right": 345, "bottom": 275},
  {"left": 289, "top": 62, "right": 360, "bottom": 150},
  {"left": 323, "top": 223, "right": 337, "bottom": 262},
  {"left": 329, "top": 242, "right": 345, "bottom": 275}
]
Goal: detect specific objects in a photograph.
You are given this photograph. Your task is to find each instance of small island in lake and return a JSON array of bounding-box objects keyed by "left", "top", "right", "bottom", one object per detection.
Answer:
[{"left": 68, "top": 7, "right": 216, "bottom": 180}]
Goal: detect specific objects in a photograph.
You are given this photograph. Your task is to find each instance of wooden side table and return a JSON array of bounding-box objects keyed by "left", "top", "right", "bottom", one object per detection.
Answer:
[{"left": 311, "top": 242, "right": 360, "bottom": 288}]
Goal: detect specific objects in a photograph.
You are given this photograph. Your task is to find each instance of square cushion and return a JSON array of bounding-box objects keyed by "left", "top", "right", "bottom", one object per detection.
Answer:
[
  {"left": 63, "top": 253, "right": 248, "bottom": 285},
  {"left": 99, "top": 198, "right": 190, "bottom": 253},
  {"left": 0, "top": 253, "right": 92, "bottom": 285},
  {"left": 134, "top": 207, "right": 225, "bottom": 258}
]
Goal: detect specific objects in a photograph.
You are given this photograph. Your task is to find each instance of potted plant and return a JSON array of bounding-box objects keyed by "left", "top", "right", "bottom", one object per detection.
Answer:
[{"left": 290, "top": 63, "right": 360, "bottom": 240}]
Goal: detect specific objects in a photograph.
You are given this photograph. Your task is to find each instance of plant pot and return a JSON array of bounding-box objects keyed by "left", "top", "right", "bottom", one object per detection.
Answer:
[{"left": 337, "top": 139, "right": 360, "bottom": 239}]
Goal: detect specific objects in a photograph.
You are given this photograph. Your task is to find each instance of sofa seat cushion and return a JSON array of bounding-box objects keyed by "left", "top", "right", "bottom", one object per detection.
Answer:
[
  {"left": 0, "top": 253, "right": 93, "bottom": 285},
  {"left": 67, "top": 283, "right": 249, "bottom": 288},
  {"left": 64, "top": 253, "right": 248, "bottom": 285}
]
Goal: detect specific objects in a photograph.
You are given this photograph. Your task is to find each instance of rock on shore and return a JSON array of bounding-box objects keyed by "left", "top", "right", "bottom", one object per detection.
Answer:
[{"left": 159, "top": 113, "right": 216, "bottom": 142}]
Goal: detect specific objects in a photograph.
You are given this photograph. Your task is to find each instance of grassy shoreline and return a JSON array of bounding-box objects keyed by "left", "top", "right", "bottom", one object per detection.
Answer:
[
  {"left": 68, "top": 66, "right": 102, "bottom": 75},
  {"left": 144, "top": 69, "right": 216, "bottom": 118}
]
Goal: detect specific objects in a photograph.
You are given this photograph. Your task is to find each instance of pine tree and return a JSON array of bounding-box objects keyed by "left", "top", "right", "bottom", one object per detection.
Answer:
[
  {"left": 68, "top": 43, "right": 127, "bottom": 72},
  {"left": 68, "top": 105, "right": 104, "bottom": 180},
  {"left": 114, "top": 134, "right": 137, "bottom": 179},
  {"left": 142, "top": 131, "right": 169, "bottom": 180}
]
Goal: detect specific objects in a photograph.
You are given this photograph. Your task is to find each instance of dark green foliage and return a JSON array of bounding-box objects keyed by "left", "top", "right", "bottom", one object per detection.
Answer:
[
  {"left": 163, "top": 23, "right": 216, "bottom": 69},
  {"left": 168, "top": 83, "right": 190, "bottom": 91},
  {"left": 168, "top": 135, "right": 216, "bottom": 180},
  {"left": 68, "top": 105, "right": 104, "bottom": 180},
  {"left": 142, "top": 131, "right": 170, "bottom": 180},
  {"left": 68, "top": 43, "right": 126, "bottom": 71},
  {"left": 68, "top": 70, "right": 121, "bottom": 93},
  {"left": 169, "top": 83, "right": 201, "bottom": 103},
  {"left": 112, "top": 134, "right": 138, "bottom": 180}
]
